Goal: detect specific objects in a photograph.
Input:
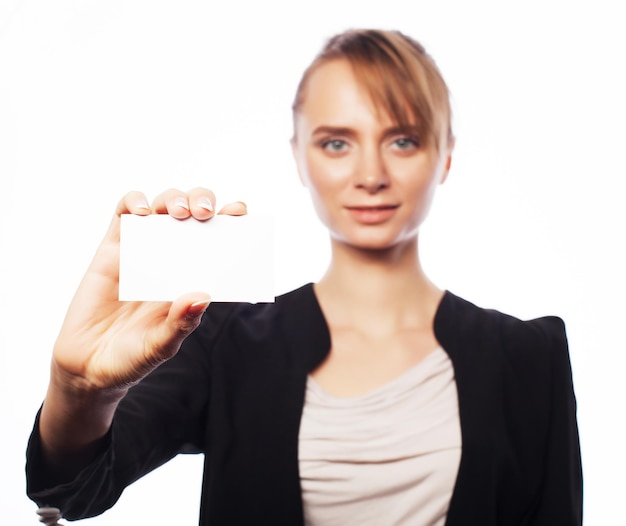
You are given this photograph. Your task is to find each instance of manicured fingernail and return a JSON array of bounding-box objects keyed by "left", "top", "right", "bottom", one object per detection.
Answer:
[
  {"left": 188, "top": 298, "right": 211, "bottom": 317},
  {"left": 198, "top": 197, "right": 214, "bottom": 212},
  {"left": 137, "top": 200, "right": 150, "bottom": 210},
  {"left": 175, "top": 197, "right": 189, "bottom": 210}
]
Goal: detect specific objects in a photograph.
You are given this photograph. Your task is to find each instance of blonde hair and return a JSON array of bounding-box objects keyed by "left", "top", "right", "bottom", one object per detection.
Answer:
[{"left": 292, "top": 29, "right": 453, "bottom": 150}]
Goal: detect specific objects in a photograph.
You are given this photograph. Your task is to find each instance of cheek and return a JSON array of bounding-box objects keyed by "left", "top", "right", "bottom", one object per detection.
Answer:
[
  {"left": 305, "top": 150, "right": 354, "bottom": 195},
  {"left": 392, "top": 160, "right": 443, "bottom": 218},
  {"left": 392, "top": 158, "right": 437, "bottom": 194},
  {"left": 301, "top": 151, "right": 354, "bottom": 231}
]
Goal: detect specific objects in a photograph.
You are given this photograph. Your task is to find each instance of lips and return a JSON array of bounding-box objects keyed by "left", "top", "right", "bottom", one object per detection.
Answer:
[{"left": 345, "top": 204, "right": 399, "bottom": 224}]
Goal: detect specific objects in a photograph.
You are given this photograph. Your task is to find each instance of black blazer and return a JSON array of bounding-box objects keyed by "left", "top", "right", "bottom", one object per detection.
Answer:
[{"left": 26, "top": 284, "right": 582, "bottom": 525}]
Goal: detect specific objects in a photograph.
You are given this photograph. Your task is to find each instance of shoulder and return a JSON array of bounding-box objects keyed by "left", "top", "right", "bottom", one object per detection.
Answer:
[
  {"left": 435, "top": 291, "right": 577, "bottom": 432},
  {"left": 435, "top": 291, "right": 570, "bottom": 387},
  {"left": 199, "top": 282, "right": 322, "bottom": 334},
  {"left": 195, "top": 283, "right": 330, "bottom": 371},
  {"left": 435, "top": 290, "right": 567, "bottom": 354}
]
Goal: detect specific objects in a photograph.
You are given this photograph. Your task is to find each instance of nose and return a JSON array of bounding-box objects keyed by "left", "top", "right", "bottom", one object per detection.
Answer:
[{"left": 354, "top": 146, "right": 389, "bottom": 194}]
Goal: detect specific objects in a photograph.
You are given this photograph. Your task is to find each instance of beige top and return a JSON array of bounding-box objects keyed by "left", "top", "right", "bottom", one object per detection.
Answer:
[{"left": 298, "top": 347, "right": 461, "bottom": 526}]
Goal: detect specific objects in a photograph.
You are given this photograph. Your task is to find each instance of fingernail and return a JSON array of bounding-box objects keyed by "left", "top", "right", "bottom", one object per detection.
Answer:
[
  {"left": 198, "top": 197, "right": 214, "bottom": 212},
  {"left": 191, "top": 299, "right": 211, "bottom": 308},
  {"left": 188, "top": 298, "right": 211, "bottom": 316},
  {"left": 137, "top": 200, "right": 150, "bottom": 210},
  {"left": 175, "top": 197, "right": 190, "bottom": 210}
]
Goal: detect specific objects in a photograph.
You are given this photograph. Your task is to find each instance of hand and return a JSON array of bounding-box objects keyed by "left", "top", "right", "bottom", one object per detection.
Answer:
[
  {"left": 37, "top": 188, "right": 245, "bottom": 472},
  {"left": 51, "top": 188, "right": 247, "bottom": 394}
]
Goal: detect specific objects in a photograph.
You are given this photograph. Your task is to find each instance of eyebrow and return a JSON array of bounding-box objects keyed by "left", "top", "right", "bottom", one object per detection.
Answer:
[
  {"left": 311, "top": 126, "right": 357, "bottom": 138},
  {"left": 383, "top": 125, "right": 422, "bottom": 137},
  {"left": 311, "top": 125, "right": 422, "bottom": 140}
]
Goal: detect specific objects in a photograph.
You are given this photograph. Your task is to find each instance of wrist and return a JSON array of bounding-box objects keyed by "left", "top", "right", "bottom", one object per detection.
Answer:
[
  {"left": 40, "top": 361, "right": 128, "bottom": 456},
  {"left": 48, "top": 357, "right": 129, "bottom": 404}
]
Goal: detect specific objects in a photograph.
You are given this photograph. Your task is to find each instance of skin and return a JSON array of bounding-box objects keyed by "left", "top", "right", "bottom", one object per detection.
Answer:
[
  {"left": 38, "top": 189, "right": 246, "bottom": 480},
  {"left": 38, "top": 56, "right": 454, "bottom": 479},
  {"left": 292, "top": 59, "right": 454, "bottom": 397}
]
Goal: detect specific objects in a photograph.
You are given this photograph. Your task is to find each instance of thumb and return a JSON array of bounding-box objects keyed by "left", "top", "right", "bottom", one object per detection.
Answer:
[{"left": 152, "top": 293, "right": 211, "bottom": 361}]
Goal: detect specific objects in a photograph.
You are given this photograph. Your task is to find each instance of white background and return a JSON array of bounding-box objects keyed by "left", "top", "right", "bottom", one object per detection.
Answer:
[{"left": 1, "top": 0, "right": 624, "bottom": 524}]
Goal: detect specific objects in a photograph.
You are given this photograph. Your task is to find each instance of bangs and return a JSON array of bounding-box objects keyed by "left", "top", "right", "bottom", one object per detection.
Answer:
[
  {"left": 293, "top": 30, "right": 452, "bottom": 150},
  {"left": 348, "top": 53, "right": 435, "bottom": 147}
]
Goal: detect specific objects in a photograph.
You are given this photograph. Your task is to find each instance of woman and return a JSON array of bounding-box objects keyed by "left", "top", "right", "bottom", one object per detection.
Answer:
[{"left": 26, "top": 30, "right": 582, "bottom": 525}]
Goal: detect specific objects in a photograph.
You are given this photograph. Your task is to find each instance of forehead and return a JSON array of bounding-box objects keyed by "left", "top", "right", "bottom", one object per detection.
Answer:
[{"left": 297, "top": 59, "right": 397, "bottom": 130}]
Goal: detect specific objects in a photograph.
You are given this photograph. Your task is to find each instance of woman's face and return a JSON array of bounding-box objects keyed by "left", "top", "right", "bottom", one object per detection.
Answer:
[{"left": 292, "top": 59, "right": 453, "bottom": 252}]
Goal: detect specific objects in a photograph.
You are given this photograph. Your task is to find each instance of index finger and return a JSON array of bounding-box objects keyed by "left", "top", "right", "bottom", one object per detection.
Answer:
[
  {"left": 101, "top": 191, "right": 152, "bottom": 243},
  {"left": 116, "top": 191, "right": 152, "bottom": 216}
]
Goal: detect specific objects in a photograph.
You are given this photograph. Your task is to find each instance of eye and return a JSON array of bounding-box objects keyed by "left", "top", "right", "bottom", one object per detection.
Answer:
[
  {"left": 321, "top": 139, "right": 349, "bottom": 154},
  {"left": 391, "top": 136, "right": 420, "bottom": 151}
]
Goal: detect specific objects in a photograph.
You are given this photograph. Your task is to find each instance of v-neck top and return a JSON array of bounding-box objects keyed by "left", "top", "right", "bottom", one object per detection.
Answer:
[{"left": 299, "top": 347, "right": 461, "bottom": 525}]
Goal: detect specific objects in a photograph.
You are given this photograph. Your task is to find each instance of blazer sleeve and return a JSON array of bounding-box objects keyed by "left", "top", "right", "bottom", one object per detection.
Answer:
[
  {"left": 25, "top": 302, "right": 237, "bottom": 520},
  {"left": 528, "top": 317, "right": 583, "bottom": 525}
]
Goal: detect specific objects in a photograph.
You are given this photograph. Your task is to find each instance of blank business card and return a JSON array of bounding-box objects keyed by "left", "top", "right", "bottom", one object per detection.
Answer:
[{"left": 119, "top": 214, "right": 274, "bottom": 303}]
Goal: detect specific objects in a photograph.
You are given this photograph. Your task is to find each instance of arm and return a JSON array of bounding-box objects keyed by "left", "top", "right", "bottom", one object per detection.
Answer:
[
  {"left": 26, "top": 302, "right": 237, "bottom": 519},
  {"left": 530, "top": 317, "right": 583, "bottom": 525},
  {"left": 26, "top": 188, "right": 246, "bottom": 516}
]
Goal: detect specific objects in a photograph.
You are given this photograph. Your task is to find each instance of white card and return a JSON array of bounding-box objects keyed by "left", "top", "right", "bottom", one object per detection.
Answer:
[{"left": 119, "top": 214, "right": 274, "bottom": 303}]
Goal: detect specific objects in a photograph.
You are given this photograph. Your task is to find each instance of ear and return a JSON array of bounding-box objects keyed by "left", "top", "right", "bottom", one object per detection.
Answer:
[
  {"left": 439, "top": 138, "right": 455, "bottom": 185},
  {"left": 290, "top": 137, "right": 308, "bottom": 187},
  {"left": 440, "top": 155, "right": 452, "bottom": 184}
]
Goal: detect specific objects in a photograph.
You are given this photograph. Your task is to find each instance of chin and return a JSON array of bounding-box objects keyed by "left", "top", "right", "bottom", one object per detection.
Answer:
[{"left": 332, "top": 230, "right": 418, "bottom": 253}]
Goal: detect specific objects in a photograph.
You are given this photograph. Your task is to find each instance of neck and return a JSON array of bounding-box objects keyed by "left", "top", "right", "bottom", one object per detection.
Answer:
[{"left": 315, "top": 237, "right": 443, "bottom": 332}]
